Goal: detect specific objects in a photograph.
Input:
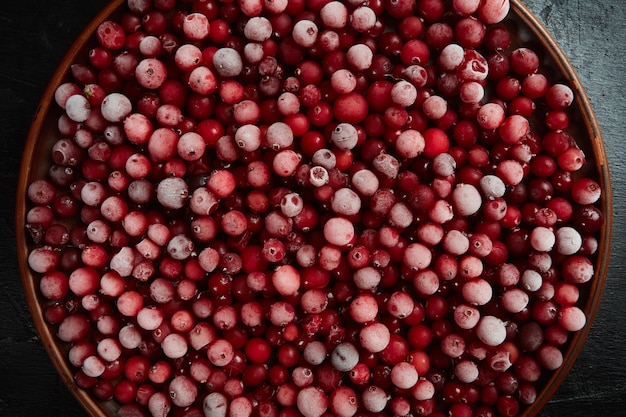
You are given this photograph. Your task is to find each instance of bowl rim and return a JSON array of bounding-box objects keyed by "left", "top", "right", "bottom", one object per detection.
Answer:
[
  {"left": 15, "top": 1, "right": 126, "bottom": 416},
  {"left": 14, "top": 1, "right": 613, "bottom": 416},
  {"left": 508, "top": 0, "right": 613, "bottom": 414}
]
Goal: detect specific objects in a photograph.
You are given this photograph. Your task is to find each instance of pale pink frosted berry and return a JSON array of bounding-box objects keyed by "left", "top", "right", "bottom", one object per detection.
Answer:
[
  {"left": 403, "top": 243, "right": 433, "bottom": 270},
  {"left": 212, "top": 48, "right": 244, "bottom": 78},
  {"left": 296, "top": 244, "right": 317, "bottom": 268},
  {"left": 136, "top": 306, "right": 164, "bottom": 331},
  {"left": 453, "top": 0, "right": 480, "bottom": 15},
  {"left": 477, "top": 102, "right": 506, "bottom": 130},
  {"left": 391, "top": 362, "right": 419, "bottom": 389},
  {"left": 318, "top": 30, "right": 340, "bottom": 51},
  {"left": 323, "top": 217, "right": 355, "bottom": 246},
  {"left": 138, "top": 35, "right": 161, "bottom": 57},
  {"left": 235, "top": 124, "right": 262, "bottom": 152},
  {"left": 331, "top": 188, "right": 361, "bottom": 216},
  {"left": 54, "top": 82, "right": 81, "bottom": 109},
  {"left": 387, "top": 291, "right": 414, "bottom": 319},
  {"left": 395, "top": 130, "right": 425, "bottom": 159},
  {"left": 360, "top": 322, "right": 391, "bottom": 353},
  {"left": 156, "top": 177, "right": 189, "bottom": 210},
  {"left": 167, "top": 234, "right": 194, "bottom": 260},
  {"left": 555, "top": 226, "right": 583, "bottom": 255},
  {"left": 188, "top": 66, "right": 217, "bottom": 94},
  {"left": 135, "top": 58, "right": 167, "bottom": 89},
  {"left": 423, "top": 95, "right": 448, "bottom": 120},
  {"left": 65, "top": 94, "right": 91, "bottom": 122},
  {"left": 346, "top": 44, "right": 373, "bottom": 71},
  {"left": 280, "top": 192, "right": 304, "bottom": 217},
  {"left": 329, "top": 386, "right": 359, "bottom": 417},
  {"left": 500, "top": 114, "right": 530, "bottom": 144},
  {"left": 391, "top": 80, "right": 418, "bottom": 107},
  {"left": 264, "top": 0, "right": 288, "bottom": 13},
  {"left": 479, "top": 174, "right": 506, "bottom": 199},
  {"left": 454, "top": 360, "right": 479, "bottom": 383},
  {"left": 177, "top": 131, "right": 206, "bottom": 161},
  {"left": 116, "top": 290, "right": 143, "bottom": 316},
  {"left": 454, "top": 304, "right": 481, "bottom": 329},
  {"left": 303, "top": 341, "right": 328, "bottom": 366},
  {"left": 330, "top": 123, "right": 359, "bottom": 150},
  {"left": 403, "top": 65, "right": 428, "bottom": 87},
  {"left": 156, "top": 104, "right": 182, "bottom": 128},
  {"left": 148, "top": 392, "right": 172, "bottom": 417},
  {"left": 331, "top": 342, "right": 359, "bottom": 372},
  {"left": 101, "top": 93, "right": 132, "bottom": 122},
  {"left": 82, "top": 355, "right": 106, "bottom": 377},
  {"left": 207, "top": 339, "right": 235, "bottom": 367},
  {"left": 353, "top": 266, "right": 382, "bottom": 290},
  {"left": 312, "top": 149, "right": 337, "bottom": 170},
  {"left": 183, "top": 13, "right": 210, "bottom": 40},
  {"left": 459, "top": 81, "right": 485, "bottom": 103},
  {"left": 233, "top": 100, "right": 260, "bottom": 124},
  {"left": 162, "top": 333, "right": 188, "bottom": 359},
  {"left": 413, "top": 269, "right": 440, "bottom": 296},
  {"left": 238, "top": 0, "right": 264, "bottom": 16},
  {"left": 243, "top": 16, "right": 273, "bottom": 41},
  {"left": 110, "top": 248, "right": 138, "bottom": 278},
  {"left": 243, "top": 42, "right": 264, "bottom": 64},
  {"left": 462, "top": 278, "right": 493, "bottom": 305},
  {"left": 169, "top": 375, "right": 198, "bottom": 408},
  {"left": 269, "top": 301, "right": 296, "bottom": 326},
  {"left": 558, "top": 305, "right": 587, "bottom": 331},
  {"left": 432, "top": 153, "right": 457, "bottom": 177},
  {"left": 451, "top": 183, "right": 483, "bottom": 216},
  {"left": 123, "top": 113, "right": 153, "bottom": 144},
  {"left": 320, "top": 1, "right": 349, "bottom": 29},
  {"left": 350, "top": 6, "right": 377, "bottom": 32},
  {"left": 441, "top": 333, "right": 466, "bottom": 358},
  {"left": 292, "top": 20, "right": 319, "bottom": 48},
  {"left": 496, "top": 159, "right": 525, "bottom": 186},
  {"left": 350, "top": 293, "right": 379, "bottom": 323},
  {"left": 118, "top": 324, "right": 142, "bottom": 350},
  {"left": 417, "top": 223, "right": 445, "bottom": 246},
  {"left": 478, "top": 0, "right": 511, "bottom": 24},
  {"left": 330, "top": 69, "right": 357, "bottom": 94},
  {"left": 501, "top": 288, "right": 530, "bottom": 313},
  {"left": 351, "top": 169, "right": 380, "bottom": 196},
  {"left": 189, "top": 188, "right": 219, "bottom": 216},
  {"left": 297, "top": 386, "right": 328, "bottom": 417},
  {"left": 266, "top": 121, "right": 294, "bottom": 150},
  {"left": 412, "top": 378, "right": 436, "bottom": 401},
  {"left": 203, "top": 392, "right": 228, "bottom": 417},
  {"left": 546, "top": 83, "right": 574, "bottom": 109},
  {"left": 273, "top": 150, "right": 301, "bottom": 177},
  {"left": 309, "top": 166, "right": 329, "bottom": 187},
  {"left": 388, "top": 202, "right": 413, "bottom": 229},
  {"left": 361, "top": 386, "right": 388, "bottom": 413},
  {"left": 530, "top": 226, "right": 556, "bottom": 252},
  {"left": 97, "top": 337, "right": 122, "bottom": 362},
  {"left": 292, "top": 366, "right": 315, "bottom": 387},
  {"left": 372, "top": 153, "right": 400, "bottom": 179},
  {"left": 272, "top": 265, "right": 301, "bottom": 296},
  {"left": 438, "top": 43, "right": 464, "bottom": 71},
  {"left": 476, "top": 315, "right": 507, "bottom": 346}
]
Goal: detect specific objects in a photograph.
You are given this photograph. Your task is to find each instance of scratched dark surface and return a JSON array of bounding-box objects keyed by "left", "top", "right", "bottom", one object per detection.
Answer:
[{"left": 0, "top": 1, "right": 625, "bottom": 416}]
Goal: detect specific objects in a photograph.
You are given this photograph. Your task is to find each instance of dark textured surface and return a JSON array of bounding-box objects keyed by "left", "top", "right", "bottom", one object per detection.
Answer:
[{"left": 1, "top": 1, "right": 625, "bottom": 416}]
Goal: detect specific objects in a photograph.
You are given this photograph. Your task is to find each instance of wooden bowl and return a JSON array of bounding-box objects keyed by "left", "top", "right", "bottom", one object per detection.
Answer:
[{"left": 15, "top": 1, "right": 612, "bottom": 416}]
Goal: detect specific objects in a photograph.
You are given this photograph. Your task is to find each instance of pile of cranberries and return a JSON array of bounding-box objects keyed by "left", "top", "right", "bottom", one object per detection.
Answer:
[{"left": 23, "top": 0, "right": 606, "bottom": 416}]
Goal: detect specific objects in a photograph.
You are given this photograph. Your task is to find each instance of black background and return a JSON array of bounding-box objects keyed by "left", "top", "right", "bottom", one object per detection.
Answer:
[{"left": 1, "top": 1, "right": 625, "bottom": 416}]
